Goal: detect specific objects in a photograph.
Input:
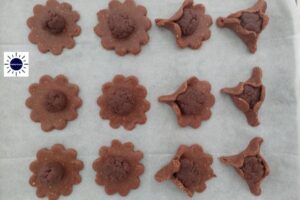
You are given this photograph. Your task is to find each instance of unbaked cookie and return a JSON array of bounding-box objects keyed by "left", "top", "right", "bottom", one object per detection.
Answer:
[
  {"left": 27, "top": 0, "right": 81, "bottom": 55},
  {"left": 93, "top": 139, "right": 144, "bottom": 196},
  {"left": 159, "top": 76, "right": 215, "bottom": 128},
  {"left": 155, "top": 0, "right": 212, "bottom": 49},
  {"left": 29, "top": 144, "right": 84, "bottom": 200},
  {"left": 220, "top": 137, "right": 270, "bottom": 196},
  {"left": 94, "top": 0, "right": 152, "bottom": 56},
  {"left": 221, "top": 67, "right": 265, "bottom": 126},
  {"left": 216, "top": 0, "right": 269, "bottom": 53},
  {"left": 97, "top": 75, "right": 150, "bottom": 130},
  {"left": 26, "top": 75, "right": 82, "bottom": 132},
  {"left": 155, "top": 144, "right": 215, "bottom": 197}
]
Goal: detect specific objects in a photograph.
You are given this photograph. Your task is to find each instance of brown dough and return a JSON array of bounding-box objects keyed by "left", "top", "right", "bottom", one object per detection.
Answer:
[
  {"left": 216, "top": 0, "right": 269, "bottom": 53},
  {"left": 159, "top": 77, "right": 215, "bottom": 128},
  {"left": 44, "top": 90, "right": 68, "bottom": 113},
  {"left": 29, "top": 144, "right": 84, "bottom": 200},
  {"left": 155, "top": 0, "right": 212, "bottom": 49},
  {"left": 93, "top": 140, "right": 144, "bottom": 196},
  {"left": 26, "top": 75, "right": 82, "bottom": 132},
  {"left": 221, "top": 67, "right": 265, "bottom": 127},
  {"left": 155, "top": 144, "right": 215, "bottom": 197},
  {"left": 106, "top": 87, "right": 136, "bottom": 116},
  {"left": 101, "top": 156, "right": 132, "bottom": 183},
  {"left": 107, "top": 12, "right": 136, "bottom": 39},
  {"left": 27, "top": 0, "right": 81, "bottom": 55},
  {"left": 42, "top": 10, "right": 66, "bottom": 34},
  {"left": 238, "top": 85, "right": 261, "bottom": 109},
  {"left": 240, "top": 13, "right": 263, "bottom": 33},
  {"left": 176, "top": 87, "right": 207, "bottom": 115},
  {"left": 220, "top": 137, "right": 270, "bottom": 196},
  {"left": 97, "top": 75, "right": 150, "bottom": 131},
  {"left": 94, "top": 0, "right": 152, "bottom": 56},
  {"left": 38, "top": 162, "right": 65, "bottom": 186}
]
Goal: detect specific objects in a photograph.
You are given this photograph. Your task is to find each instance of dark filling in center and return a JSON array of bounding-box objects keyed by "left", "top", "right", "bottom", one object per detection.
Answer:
[
  {"left": 240, "top": 12, "right": 263, "bottom": 33},
  {"left": 101, "top": 156, "right": 131, "bottom": 183},
  {"left": 176, "top": 87, "right": 206, "bottom": 115},
  {"left": 42, "top": 10, "right": 66, "bottom": 34},
  {"left": 108, "top": 13, "right": 136, "bottom": 39},
  {"left": 176, "top": 8, "right": 199, "bottom": 36},
  {"left": 238, "top": 85, "right": 261, "bottom": 109},
  {"left": 44, "top": 90, "right": 68, "bottom": 113},
  {"left": 241, "top": 156, "right": 265, "bottom": 183},
  {"left": 106, "top": 87, "right": 136, "bottom": 116},
  {"left": 38, "top": 162, "right": 65, "bottom": 186},
  {"left": 174, "top": 158, "right": 201, "bottom": 188}
]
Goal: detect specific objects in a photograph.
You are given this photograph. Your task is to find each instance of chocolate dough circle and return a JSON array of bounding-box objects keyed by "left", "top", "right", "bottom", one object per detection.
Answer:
[
  {"left": 176, "top": 8, "right": 199, "bottom": 36},
  {"left": 241, "top": 156, "right": 265, "bottom": 183},
  {"left": 240, "top": 12, "right": 262, "bottom": 33},
  {"left": 175, "top": 158, "right": 201, "bottom": 188},
  {"left": 42, "top": 10, "right": 66, "bottom": 34},
  {"left": 102, "top": 156, "right": 131, "bottom": 183},
  {"left": 38, "top": 162, "right": 65, "bottom": 186},
  {"left": 106, "top": 87, "right": 136, "bottom": 116},
  {"left": 176, "top": 87, "right": 206, "bottom": 115},
  {"left": 108, "top": 13, "right": 136, "bottom": 39},
  {"left": 238, "top": 85, "right": 261, "bottom": 109},
  {"left": 44, "top": 90, "right": 68, "bottom": 113}
]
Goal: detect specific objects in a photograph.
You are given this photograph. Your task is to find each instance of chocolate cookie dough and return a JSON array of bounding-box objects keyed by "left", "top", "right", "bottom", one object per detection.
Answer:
[
  {"left": 221, "top": 67, "right": 265, "bottom": 126},
  {"left": 27, "top": 0, "right": 81, "bottom": 55},
  {"left": 155, "top": 144, "right": 215, "bottom": 197},
  {"left": 155, "top": 0, "right": 212, "bottom": 49},
  {"left": 26, "top": 75, "right": 82, "bottom": 132},
  {"left": 29, "top": 144, "right": 84, "bottom": 200},
  {"left": 216, "top": 0, "right": 269, "bottom": 53},
  {"left": 97, "top": 75, "right": 150, "bottom": 130},
  {"left": 94, "top": 0, "right": 152, "bottom": 56},
  {"left": 93, "top": 140, "right": 144, "bottom": 196},
  {"left": 220, "top": 137, "right": 270, "bottom": 196},
  {"left": 159, "top": 77, "right": 215, "bottom": 128}
]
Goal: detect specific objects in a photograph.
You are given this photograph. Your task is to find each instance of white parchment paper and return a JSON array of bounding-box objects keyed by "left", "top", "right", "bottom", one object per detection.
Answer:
[{"left": 0, "top": 0, "right": 299, "bottom": 199}]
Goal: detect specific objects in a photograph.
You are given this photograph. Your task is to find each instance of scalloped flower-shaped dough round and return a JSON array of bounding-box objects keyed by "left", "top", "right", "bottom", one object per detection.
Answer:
[
  {"left": 97, "top": 75, "right": 150, "bottom": 130},
  {"left": 29, "top": 144, "right": 84, "bottom": 200},
  {"left": 27, "top": 0, "right": 81, "bottom": 55},
  {"left": 94, "top": 0, "right": 152, "bottom": 56},
  {"left": 26, "top": 74, "right": 82, "bottom": 132},
  {"left": 93, "top": 139, "right": 144, "bottom": 196}
]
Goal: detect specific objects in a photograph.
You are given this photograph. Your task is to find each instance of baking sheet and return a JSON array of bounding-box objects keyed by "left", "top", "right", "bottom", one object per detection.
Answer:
[{"left": 0, "top": 0, "right": 299, "bottom": 199}]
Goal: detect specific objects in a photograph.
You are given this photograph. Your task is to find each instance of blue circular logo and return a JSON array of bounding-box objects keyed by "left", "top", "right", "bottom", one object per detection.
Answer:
[{"left": 10, "top": 58, "right": 23, "bottom": 71}]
